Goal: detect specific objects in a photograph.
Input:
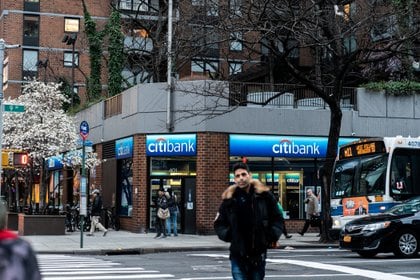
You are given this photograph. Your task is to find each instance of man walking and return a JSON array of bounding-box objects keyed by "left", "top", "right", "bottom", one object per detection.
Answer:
[
  {"left": 214, "top": 162, "right": 283, "bottom": 280},
  {"left": 87, "top": 189, "right": 108, "bottom": 237},
  {"left": 298, "top": 188, "right": 321, "bottom": 236}
]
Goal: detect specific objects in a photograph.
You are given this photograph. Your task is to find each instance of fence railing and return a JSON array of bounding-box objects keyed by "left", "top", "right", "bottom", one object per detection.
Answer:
[
  {"left": 228, "top": 82, "right": 357, "bottom": 110},
  {"left": 104, "top": 94, "right": 122, "bottom": 119},
  {"left": 102, "top": 82, "right": 358, "bottom": 119}
]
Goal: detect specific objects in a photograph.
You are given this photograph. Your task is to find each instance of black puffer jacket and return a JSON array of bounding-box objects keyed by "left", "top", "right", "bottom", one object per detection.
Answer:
[{"left": 214, "top": 183, "right": 283, "bottom": 259}]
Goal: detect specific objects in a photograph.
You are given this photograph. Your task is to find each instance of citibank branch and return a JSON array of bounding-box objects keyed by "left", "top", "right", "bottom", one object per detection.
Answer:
[
  {"left": 229, "top": 134, "right": 357, "bottom": 220},
  {"left": 146, "top": 134, "right": 197, "bottom": 234}
]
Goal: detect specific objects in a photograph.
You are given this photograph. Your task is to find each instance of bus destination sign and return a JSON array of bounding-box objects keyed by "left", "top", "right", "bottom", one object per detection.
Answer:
[{"left": 339, "top": 141, "right": 386, "bottom": 159}]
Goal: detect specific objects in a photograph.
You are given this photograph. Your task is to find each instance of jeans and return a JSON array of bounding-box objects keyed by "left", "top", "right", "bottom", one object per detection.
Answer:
[
  {"left": 166, "top": 210, "right": 178, "bottom": 235},
  {"left": 231, "top": 254, "right": 266, "bottom": 280}
]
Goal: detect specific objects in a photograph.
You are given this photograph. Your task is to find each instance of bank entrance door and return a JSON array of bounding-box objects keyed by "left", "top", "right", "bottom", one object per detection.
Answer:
[{"left": 149, "top": 177, "right": 196, "bottom": 234}]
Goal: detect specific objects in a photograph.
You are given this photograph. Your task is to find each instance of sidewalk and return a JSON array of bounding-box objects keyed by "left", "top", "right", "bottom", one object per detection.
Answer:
[{"left": 21, "top": 230, "right": 338, "bottom": 255}]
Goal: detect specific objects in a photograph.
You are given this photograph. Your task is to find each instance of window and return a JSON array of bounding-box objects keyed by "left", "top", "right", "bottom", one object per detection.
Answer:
[
  {"left": 23, "top": 50, "right": 38, "bottom": 78},
  {"left": 229, "top": 62, "right": 242, "bottom": 75},
  {"left": 230, "top": 32, "right": 243, "bottom": 51},
  {"left": 191, "top": 60, "right": 219, "bottom": 75},
  {"left": 24, "top": 0, "right": 39, "bottom": 11},
  {"left": 391, "top": 149, "right": 420, "bottom": 196},
  {"left": 64, "top": 51, "right": 79, "bottom": 67},
  {"left": 120, "top": 0, "right": 148, "bottom": 11},
  {"left": 23, "top": 15, "right": 39, "bottom": 46},
  {"left": 343, "top": 36, "right": 357, "bottom": 54},
  {"left": 207, "top": 0, "right": 218, "bottom": 16},
  {"left": 229, "top": 0, "right": 242, "bottom": 15},
  {"left": 133, "top": 0, "right": 149, "bottom": 11},
  {"left": 371, "top": 15, "right": 397, "bottom": 41},
  {"left": 343, "top": 2, "right": 356, "bottom": 22},
  {"left": 192, "top": 0, "right": 204, "bottom": 6},
  {"left": 64, "top": 18, "right": 79, "bottom": 33}
]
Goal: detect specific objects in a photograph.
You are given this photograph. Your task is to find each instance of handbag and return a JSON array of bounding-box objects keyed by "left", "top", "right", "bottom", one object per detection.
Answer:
[{"left": 157, "top": 208, "right": 170, "bottom": 219}]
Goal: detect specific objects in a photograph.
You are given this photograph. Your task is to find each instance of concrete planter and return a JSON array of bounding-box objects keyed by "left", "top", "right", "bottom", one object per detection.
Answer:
[
  {"left": 18, "top": 213, "right": 66, "bottom": 235},
  {"left": 7, "top": 212, "right": 19, "bottom": 230}
]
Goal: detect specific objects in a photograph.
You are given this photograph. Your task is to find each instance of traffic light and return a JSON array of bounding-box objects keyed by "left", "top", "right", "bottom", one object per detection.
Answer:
[
  {"left": 1, "top": 152, "right": 9, "bottom": 167},
  {"left": 13, "top": 152, "right": 29, "bottom": 166}
]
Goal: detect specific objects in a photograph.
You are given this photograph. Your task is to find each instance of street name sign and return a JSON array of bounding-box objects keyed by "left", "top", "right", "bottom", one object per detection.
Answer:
[{"left": 4, "top": 104, "right": 25, "bottom": 112}]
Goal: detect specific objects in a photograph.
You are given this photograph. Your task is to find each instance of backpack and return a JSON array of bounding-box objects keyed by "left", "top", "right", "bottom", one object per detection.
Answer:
[{"left": 0, "top": 238, "right": 41, "bottom": 280}]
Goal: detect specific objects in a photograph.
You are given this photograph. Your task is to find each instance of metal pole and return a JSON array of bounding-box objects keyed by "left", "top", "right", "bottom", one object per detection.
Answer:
[
  {"left": 80, "top": 139, "right": 86, "bottom": 248},
  {"left": 166, "top": 0, "right": 173, "bottom": 131},
  {"left": 0, "top": 39, "right": 5, "bottom": 199},
  {"left": 71, "top": 41, "right": 75, "bottom": 108}
]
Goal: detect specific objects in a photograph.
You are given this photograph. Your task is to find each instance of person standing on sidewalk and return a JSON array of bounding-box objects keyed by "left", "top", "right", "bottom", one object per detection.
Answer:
[
  {"left": 0, "top": 200, "right": 41, "bottom": 280},
  {"left": 87, "top": 189, "right": 108, "bottom": 237},
  {"left": 214, "top": 162, "right": 283, "bottom": 280},
  {"left": 166, "top": 188, "right": 179, "bottom": 236},
  {"left": 298, "top": 188, "right": 321, "bottom": 236},
  {"left": 155, "top": 187, "right": 169, "bottom": 238}
]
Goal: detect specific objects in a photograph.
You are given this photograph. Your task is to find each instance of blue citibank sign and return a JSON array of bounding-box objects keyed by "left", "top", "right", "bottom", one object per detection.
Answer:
[
  {"left": 116, "top": 137, "right": 134, "bottom": 159},
  {"left": 146, "top": 134, "right": 197, "bottom": 156},
  {"left": 229, "top": 134, "right": 358, "bottom": 158}
]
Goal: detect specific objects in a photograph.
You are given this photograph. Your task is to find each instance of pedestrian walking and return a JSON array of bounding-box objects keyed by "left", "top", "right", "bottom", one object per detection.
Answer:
[
  {"left": 155, "top": 187, "right": 169, "bottom": 238},
  {"left": 0, "top": 200, "right": 41, "bottom": 280},
  {"left": 214, "top": 162, "right": 283, "bottom": 280},
  {"left": 87, "top": 189, "right": 108, "bottom": 237},
  {"left": 166, "top": 188, "right": 179, "bottom": 236},
  {"left": 298, "top": 188, "right": 321, "bottom": 236},
  {"left": 277, "top": 196, "right": 292, "bottom": 239}
]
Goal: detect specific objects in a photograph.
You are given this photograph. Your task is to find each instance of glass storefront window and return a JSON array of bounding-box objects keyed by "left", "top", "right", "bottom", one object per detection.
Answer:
[
  {"left": 229, "top": 157, "right": 324, "bottom": 220},
  {"left": 117, "top": 158, "right": 133, "bottom": 217}
]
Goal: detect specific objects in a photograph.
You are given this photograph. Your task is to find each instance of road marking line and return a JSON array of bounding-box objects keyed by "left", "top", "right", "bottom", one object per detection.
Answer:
[
  {"left": 189, "top": 253, "right": 417, "bottom": 280},
  {"left": 268, "top": 259, "right": 418, "bottom": 280}
]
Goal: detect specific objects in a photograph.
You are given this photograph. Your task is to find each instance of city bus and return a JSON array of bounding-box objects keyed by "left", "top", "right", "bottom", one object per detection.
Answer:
[{"left": 330, "top": 136, "right": 420, "bottom": 237}]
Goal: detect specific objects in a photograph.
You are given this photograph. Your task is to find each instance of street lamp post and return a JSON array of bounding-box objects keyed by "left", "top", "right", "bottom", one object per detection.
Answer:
[
  {"left": 62, "top": 33, "right": 77, "bottom": 108},
  {"left": 0, "top": 39, "right": 20, "bottom": 199}
]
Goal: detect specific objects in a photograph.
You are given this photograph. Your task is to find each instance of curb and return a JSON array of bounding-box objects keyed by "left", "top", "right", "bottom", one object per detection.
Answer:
[{"left": 36, "top": 243, "right": 338, "bottom": 256}]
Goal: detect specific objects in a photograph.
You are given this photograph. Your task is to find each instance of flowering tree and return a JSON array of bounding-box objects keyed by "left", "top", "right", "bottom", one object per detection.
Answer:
[{"left": 2, "top": 80, "right": 99, "bottom": 211}]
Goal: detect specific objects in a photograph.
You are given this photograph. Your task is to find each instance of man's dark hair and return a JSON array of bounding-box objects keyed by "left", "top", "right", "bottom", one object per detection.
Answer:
[{"left": 232, "top": 162, "right": 250, "bottom": 173}]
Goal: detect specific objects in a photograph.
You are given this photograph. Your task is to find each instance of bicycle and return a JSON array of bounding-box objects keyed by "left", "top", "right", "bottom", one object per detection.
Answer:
[{"left": 105, "top": 207, "right": 120, "bottom": 231}]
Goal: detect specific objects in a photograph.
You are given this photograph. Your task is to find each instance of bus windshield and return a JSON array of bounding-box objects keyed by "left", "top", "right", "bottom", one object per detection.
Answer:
[{"left": 333, "top": 154, "right": 388, "bottom": 198}]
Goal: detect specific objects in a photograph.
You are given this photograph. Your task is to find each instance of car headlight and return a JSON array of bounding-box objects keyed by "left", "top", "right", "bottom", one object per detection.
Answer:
[{"left": 362, "top": 221, "right": 391, "bottom": 232}]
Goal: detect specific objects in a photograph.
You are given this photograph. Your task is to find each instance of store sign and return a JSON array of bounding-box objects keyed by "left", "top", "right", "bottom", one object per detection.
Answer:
[
  {"left": 229, "top": 134, "right": 358, "bottom": 158},
  {"left": 146, "top": 134, "right": 196, "bottom": 156},
  {"left": 116, "top": 137, "right": 133, "bottom": 159},
  {"left": 285, "top": 173, "right": 300, "bottom": 186},
  {"left": 46, "top": 155, "right": 63, "bottom": 170}
]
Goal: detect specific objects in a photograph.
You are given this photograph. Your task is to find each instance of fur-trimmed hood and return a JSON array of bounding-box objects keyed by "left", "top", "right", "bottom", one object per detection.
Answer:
[{"left": 221, "top": 182, "right": 270, "bottom": 199}]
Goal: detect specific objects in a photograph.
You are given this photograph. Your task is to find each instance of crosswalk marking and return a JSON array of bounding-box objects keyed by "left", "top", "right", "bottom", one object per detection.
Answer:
[
  {"left": 38, "top": 254, "right": 174, "bottom": 279},
  {"left": 189, "top": 253, "right": 418, "bottom": 280}
]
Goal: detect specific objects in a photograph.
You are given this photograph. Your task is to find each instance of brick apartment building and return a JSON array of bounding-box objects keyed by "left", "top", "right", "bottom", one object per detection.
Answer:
[{"left": 0, "top": 0, "right": 110, "bottom": 101}]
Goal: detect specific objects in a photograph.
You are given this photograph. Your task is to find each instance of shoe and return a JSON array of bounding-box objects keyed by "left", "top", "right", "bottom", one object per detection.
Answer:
[
  {"left": 286, "top": 235, "right": 292, "bottom": 239},
  {"left": 298, "top": 232, "right": 304, "bottom": 236},
  {"left": 316, "top": 233, "right": 321, "bottom": 237},
  {"left": 86, "top": 233, "right": 93, "bottom": 236},
  {"left": 154, "top": 234, "right": 161, "bottom": 239},
  {"left": 174, "top": 234, "right": 178, "bottom": 237},
  {"left": 161, "top": 235, "right": 167, "bottom": 238},
  {"left": 103, "top": 230, "right": 108, "bottom": 237}
]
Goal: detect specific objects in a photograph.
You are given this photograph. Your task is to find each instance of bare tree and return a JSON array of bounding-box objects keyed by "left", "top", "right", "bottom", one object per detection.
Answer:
[{"left": 174, "top": 0, "right": 419, "bottom": 241}]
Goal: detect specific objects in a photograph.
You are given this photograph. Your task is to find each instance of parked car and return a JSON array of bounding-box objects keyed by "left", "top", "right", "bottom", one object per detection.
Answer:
[{"left": 340, "top": 200, "right": 420, "bottom": 258}]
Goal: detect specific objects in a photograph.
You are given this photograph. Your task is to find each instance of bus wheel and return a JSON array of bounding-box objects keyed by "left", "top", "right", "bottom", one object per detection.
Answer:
[
  {"left": 356, "top": 250, "right": 377, "bottom": 258},
  {"left": 393, "top": 230, "right": 418, "bottom": 258}
]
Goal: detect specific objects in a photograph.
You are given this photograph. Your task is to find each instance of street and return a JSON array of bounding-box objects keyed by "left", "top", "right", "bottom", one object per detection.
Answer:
[{"left": 38, "top": 248, "right": 420, "bottom": 280}]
